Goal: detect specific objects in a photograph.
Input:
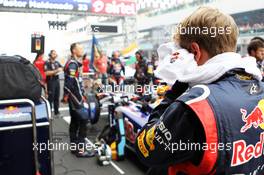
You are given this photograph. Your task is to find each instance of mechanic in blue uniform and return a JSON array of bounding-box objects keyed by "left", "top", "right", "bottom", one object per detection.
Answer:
[
  {"left": 108, "top": 51, "right": 125, "bottom": 86},
  {"left": 135, "top": 7, "right": 264, "bottom": 175},
  {"left": 62, "top": 43, "right": 91, "bottom": 157},
  {"left": 134, "top": 50, "right": 150, "bottom": 86},
  {"left": 134, "top": 50, "right": 150, "bottom": 97},
  {"left": 44, "top": 50, "right": 63, "bottom": 116}
]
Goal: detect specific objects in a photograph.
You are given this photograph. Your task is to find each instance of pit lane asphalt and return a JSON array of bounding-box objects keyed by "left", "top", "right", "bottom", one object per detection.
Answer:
[{"left": 52, "top": 107, "right": 147, "bottom": 175}]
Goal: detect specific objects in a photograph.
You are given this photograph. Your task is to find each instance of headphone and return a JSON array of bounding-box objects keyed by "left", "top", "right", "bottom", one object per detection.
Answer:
[
  {"left": 49, "top": 50, "right": 56, "bottom": 58},
  {"left": 136, "top": 50, "right": 144, "bottom": 59},
  {"left": 112, "top": 50, "right": 119, "bottom": 57}
]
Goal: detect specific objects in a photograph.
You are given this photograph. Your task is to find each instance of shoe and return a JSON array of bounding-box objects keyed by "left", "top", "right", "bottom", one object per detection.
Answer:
[
  {"left": 75, "top": 149, "right": 95, "bottom": 158},
  {"left": 55, "top": 111, "right": 60, "bottom": 115},
  {"left": 54, "top": 113, "right": 62, "bottom": 118},
  {"left": 71, "top": 150, "right": 78, "bottom": 155}
]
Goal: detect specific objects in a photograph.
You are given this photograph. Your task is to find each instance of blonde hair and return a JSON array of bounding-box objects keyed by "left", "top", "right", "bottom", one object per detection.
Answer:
[{"left": 174, "top": 6, "right": 239, "bottom": 57}]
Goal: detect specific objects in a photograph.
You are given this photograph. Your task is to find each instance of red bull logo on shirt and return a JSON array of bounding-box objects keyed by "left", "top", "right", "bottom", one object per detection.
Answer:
[
  {"left": 231, "top": 100, "right": 264, "bottom": 167},
  {"left": 231, "top": 132, "right": 264, "bottom": 167},
  {"left": 240, "top": 99, "right": 264, "bottom": 133}
]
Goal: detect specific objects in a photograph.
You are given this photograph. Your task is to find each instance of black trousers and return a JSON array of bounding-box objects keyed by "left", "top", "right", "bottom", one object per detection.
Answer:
[
  {"left": 47, "top": 79, "right": 60, "bottom": 115},
  {"left": 69, "top": 104, "right": 88, "bottom": 144}
]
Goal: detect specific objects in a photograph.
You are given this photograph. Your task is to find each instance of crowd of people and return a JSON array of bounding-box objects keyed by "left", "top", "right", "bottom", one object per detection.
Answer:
[
  {"left": 239, "top": 23, "right": 264, "bottom": 34},
  {"left": 33, "top": 46, "right": 160, "bottom": 114}
]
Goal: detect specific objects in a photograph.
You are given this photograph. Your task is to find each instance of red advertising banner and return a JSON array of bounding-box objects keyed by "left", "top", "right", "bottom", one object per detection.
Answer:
[{"left": 92, "top": 0, "right": 136, "bottom": 16}]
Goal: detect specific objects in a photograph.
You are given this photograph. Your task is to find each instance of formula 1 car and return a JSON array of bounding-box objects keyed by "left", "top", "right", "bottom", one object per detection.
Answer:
[{"left": 96, "top": 83, "right": 170, "bottom": 157}]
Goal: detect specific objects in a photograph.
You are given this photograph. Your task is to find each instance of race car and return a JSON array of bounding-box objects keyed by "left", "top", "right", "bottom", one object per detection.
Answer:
[{"left": 97, "top": 83, "right": 170, "bottom": 157}]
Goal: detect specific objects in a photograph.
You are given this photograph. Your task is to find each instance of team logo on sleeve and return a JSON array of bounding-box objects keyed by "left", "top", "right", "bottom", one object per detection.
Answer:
[
  {"left": 146, "top": 126, "right": 156, "bottom": 151},
  {"left": 137, "top": 130, "right": 149, "bottom": 157}
]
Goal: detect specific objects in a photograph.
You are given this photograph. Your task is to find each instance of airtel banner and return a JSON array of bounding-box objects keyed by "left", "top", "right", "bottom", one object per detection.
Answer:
[{"left": 92, "top": 0, "right": 136, "bottom": 16}]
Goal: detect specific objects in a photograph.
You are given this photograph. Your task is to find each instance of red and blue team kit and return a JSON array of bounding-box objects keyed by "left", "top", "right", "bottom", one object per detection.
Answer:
[
  {"left": 169, "top": 75, "right": 264, "bottom": 175},
  {"left": 137, "top": 73, "right": 264, "bottom": 175}
]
